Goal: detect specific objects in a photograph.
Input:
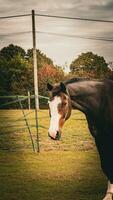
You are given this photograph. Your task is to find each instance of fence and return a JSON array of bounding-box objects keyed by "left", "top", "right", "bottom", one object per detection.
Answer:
[
  {"left": 0, "top": 94, "right": 49, "bottom": 109},
  {"left": 0, "top": 102, "right": 92, "bottom": 153},
  {"left": 0, "top": 95, "right": 49, "bottom": 153},
  {"left": 0, "top": 93, "right": 95, "bottom": 153}
]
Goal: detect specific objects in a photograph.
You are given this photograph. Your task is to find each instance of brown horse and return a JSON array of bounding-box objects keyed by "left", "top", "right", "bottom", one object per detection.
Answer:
[{"left": 47, "top": 78, "right": 113, "bottom": 200}]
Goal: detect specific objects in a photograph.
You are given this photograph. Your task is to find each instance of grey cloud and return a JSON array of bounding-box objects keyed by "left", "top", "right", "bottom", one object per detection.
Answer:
[{"left": 0, "top": 0, "right": 113, "bottom": 65}]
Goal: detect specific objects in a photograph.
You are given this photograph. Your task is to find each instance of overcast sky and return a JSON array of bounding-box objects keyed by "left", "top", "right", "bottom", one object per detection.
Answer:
[{"left": 0, "top": 0, "right": 113, "bottom": 68}]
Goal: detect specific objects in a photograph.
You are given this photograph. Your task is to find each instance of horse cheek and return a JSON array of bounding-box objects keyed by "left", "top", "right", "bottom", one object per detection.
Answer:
[{"left": 59, "top": 118, "right": 65, "bottom": 129}]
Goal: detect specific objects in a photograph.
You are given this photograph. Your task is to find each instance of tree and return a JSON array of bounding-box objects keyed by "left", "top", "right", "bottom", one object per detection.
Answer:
[
  {"left": 0, "top": 56, "right": 9, "bottom": 95},
  {"left": 0, "top": 44, "right": 26, "bottom": 61},
  {"left": 70, "top": 52, "right": 109, "bottom": 78},
  {"left": 0, "top": 44, "right": 64, "bottom": 98},
  {"left": 26, "top": 49, "right": 53, "bottom": 68},
  {"left": 38, "top": 64, "right": 65, "bottom": 96},
  {"left": 9, "top": 54, "right": 33, "bottom": 95},
  {"left": 0, "top": 44, "right": 27, "bottom": 95}
]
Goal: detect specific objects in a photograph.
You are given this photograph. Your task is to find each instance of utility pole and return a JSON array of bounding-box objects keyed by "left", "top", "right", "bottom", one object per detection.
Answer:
[
  {"left": 32, "top": 9, "right": 39, "bottom": 109},
  {"left": 32, "top": 10, "right": 40, "bottom": 152}
]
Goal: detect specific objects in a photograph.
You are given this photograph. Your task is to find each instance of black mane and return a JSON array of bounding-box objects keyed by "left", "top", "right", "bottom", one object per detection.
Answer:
[{"left": 64, "top": 77, "right": 92, "bottom": 85}]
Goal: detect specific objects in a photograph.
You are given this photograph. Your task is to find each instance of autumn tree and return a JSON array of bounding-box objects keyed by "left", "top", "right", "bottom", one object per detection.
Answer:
[
  {"left": 26, "top": 49, "right": 53, "bottom": 68},
  {"left": 38, "top": 64, "right": 65, "bottom": 96}
]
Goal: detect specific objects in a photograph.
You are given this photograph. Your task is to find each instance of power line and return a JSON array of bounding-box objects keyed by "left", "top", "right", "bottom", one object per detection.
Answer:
[
  {"left": 0, "top": 31, "right": 31, "bottom": 37},
  {"left": 36, "top": 13, "right": 113, "bottom": 24},
  {"left": 0, "top": 14, "right": 31, "bottom": 20},
  {"left": 37, "top": 31, "right": 113, "bottom": 43},
  {"left": 0, "top": 12, "right": 113, "bottom": 24},
  {"left": 0, "top": 30, "right": 113, "bottom": 43}
]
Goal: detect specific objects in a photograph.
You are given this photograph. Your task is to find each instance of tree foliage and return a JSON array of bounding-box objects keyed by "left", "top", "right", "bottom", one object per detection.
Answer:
[
  {"left": 70, "top": 52, "right": 109, "bottom": 78},
  {"left": 0, "top": 44, "right": 26, "bottom": 61},
  {"left": 0, "top": 44, "right": 112, "bottom": 106},
  {"left": 38, "top": 64, "right": 65, "bottom": 96},
  {"left": 26, "top": 49, "right": 53, "bottom": 68},
  {"left": 0, "top": 44, "right": 64, "bottom": 99},
  {"left": 0, "top": 47, "right": 27, "bottom": 95}
]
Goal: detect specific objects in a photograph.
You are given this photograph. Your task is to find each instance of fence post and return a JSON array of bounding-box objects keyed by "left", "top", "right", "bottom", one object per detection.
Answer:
[
  {"left": 32, "top": 9, "right": 40, "bottom": 153},
  {"left": 28, "top": 91, "right": 31, "bottom": 110}
]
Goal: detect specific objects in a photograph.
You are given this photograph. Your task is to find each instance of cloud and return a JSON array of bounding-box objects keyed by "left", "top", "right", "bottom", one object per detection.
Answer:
[{"left": 0, "top": 0, "right": 113, "bottom": 65}]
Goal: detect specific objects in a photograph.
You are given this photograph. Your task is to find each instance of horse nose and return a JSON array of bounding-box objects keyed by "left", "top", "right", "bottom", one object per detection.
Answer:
[
  {"left": 48, "top": 131, "right": 61, "bottom": 140},
  {"left": 48, "top": 132, "right": 55, "bottom": 140}
]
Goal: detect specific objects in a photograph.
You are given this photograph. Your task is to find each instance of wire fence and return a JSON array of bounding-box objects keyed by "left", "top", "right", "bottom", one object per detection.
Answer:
[
  {"left": 0, "top": 94, "right": 87, "bottom": 153},
  {"left": 0, "top": 95, "right": 49, "bottom": 109},
  {"left": 0, "top": 95, "right": 49, "bottom": 153}
]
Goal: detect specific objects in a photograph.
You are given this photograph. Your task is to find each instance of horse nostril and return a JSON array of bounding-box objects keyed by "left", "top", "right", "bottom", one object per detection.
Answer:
[
  {"left": 56, "top": 131, "right": 59, "bottom": 136},
  {"left": 55, "top": 131, "right": 61, "bottom": 140}
]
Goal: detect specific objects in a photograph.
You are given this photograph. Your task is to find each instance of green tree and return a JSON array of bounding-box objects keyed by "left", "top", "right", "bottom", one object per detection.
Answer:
[
  {"left": 0, "top": 44, "right": 64, "bottom": 101},
  {"left": 8, "top": 54, "right": 33, "bottom": 95},
  {"left": 0, "top": 44, "right": 26, "bottom": 61},
  {"left": 70, "top": 52, "right": 109, "bottom": 78},
  {"left": 0, "top": 45, "right": 27, "bottom": 95},
  {"left": 0, "top": 56, "right": 9, "bottom": 95}
]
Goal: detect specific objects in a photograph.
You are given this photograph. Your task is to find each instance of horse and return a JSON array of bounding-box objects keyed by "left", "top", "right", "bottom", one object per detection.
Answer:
[{"left": 47, "top": 78, "right": 113, "bottom": 200}]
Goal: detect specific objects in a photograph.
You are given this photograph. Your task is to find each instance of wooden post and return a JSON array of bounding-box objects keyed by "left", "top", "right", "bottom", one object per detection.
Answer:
[
  {"left": 32, "top": 9, "right": 39, "bottom": 109},
  {"left": 32, "top": 10, "right": 40, "bottom": 152},
  {"left": 28, "top": 91, "right": 31, "bottom": 110}
]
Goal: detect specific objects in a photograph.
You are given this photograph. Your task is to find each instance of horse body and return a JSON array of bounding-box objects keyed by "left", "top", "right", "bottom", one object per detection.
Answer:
[{"left": 47, "top": 78, "right": 113, "bottom": 200}]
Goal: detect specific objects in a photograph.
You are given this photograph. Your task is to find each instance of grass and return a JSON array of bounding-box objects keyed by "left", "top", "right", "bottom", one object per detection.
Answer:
[{"left": 0, "top": 110, "right": 107, "bottom": 200}]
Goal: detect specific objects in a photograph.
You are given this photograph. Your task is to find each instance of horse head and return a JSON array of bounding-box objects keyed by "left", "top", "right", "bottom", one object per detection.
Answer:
[{"left": 47, "top": 82, "right": 72, "bottom": 140}]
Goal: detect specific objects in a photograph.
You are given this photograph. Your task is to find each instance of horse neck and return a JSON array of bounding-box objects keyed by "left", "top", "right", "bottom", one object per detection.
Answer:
[{"left": 66, "top": 80, "right": 103, "bottom": 115}]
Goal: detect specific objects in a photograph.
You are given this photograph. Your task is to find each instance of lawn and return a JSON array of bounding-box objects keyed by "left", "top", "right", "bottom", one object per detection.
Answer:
[{"left": 0, "top": 110, "right": 107, "bottom": 200}]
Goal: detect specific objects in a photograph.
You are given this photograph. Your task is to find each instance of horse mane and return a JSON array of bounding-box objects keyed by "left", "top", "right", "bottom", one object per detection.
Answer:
[{"left": 64, "top": 77, "right": 91, "bottom": 85}]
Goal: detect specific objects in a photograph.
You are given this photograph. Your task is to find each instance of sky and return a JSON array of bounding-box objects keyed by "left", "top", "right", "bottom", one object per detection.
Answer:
[{"left": 0, "top": 0, "right": 113, "bottom": 68}]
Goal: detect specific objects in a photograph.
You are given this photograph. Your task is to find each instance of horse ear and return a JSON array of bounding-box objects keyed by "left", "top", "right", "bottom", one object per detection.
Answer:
[
  {"left": 47, "top": 83, "right": 53, "bottom": 91},
  {"left": 60, "top": 82, "right": 66, "bottom": 92}
]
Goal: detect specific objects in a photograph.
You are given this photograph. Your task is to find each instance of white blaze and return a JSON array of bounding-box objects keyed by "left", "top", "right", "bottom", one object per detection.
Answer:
[{"left": 48, "top": 96, "right": 61, "bottom": 138}]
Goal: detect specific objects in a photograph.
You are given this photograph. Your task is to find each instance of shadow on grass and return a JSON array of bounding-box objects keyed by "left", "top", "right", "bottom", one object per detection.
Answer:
[
  {"left": 0, "top": 110, "right": 36, "bottom": 152},
  {"left": 0, "top": 151, "right": 107, "bottom": 200},
  {"left": 0, "top": 110, "right": 107, "bottom": 200}
]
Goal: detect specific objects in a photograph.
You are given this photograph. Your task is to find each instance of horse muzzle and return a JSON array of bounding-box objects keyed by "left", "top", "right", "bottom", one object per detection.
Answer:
[{"left": 48, "top": 131, "right": 61, "bottom": 140}]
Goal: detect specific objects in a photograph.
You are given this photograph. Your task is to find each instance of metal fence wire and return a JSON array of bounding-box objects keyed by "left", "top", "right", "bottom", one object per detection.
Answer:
[
  {"left": 0, "top": 95, "right": 49, "bottom": 153},
  {"left": 0, "top": 95, "right": 89, "bottom": 153}
]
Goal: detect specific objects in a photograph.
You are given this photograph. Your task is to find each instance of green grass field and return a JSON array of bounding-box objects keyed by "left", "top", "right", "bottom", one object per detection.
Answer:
[{"left": 0, "top": 110, "right": 107, "bottom": 200}]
